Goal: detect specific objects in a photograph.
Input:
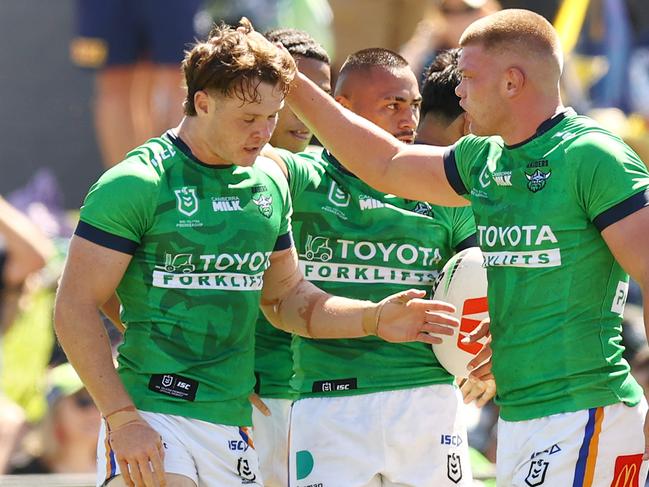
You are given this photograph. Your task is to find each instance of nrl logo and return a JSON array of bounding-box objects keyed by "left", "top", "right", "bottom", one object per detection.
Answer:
[
  {"left": 174, "top": 187, "right": 199, "bottom": 217},
  {"left": 413, "top": 202, "right": 434, "bottom": 217},
  {"left": 524, "top": 169, "right": 551, "bottom": 193},
  {"left": 253, "top": 193, "right": 273, "bottom": 218}
]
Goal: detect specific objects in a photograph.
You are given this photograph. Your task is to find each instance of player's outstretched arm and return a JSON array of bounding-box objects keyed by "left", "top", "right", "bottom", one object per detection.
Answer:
[
  {"left": 600, "top": 205, "right": 649, "bottom": 460},
  {"left": 54, "top": 235, "right": 165, "bottom": 487},
  {"left": 260, "top": 247, "right": 459, "bottom": 343},
  {"left": 285, "top": 72, "right": 467, "bottom": 206}
]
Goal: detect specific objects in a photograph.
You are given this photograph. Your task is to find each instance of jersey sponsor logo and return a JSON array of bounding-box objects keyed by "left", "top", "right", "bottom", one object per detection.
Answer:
[
  {"left": 304, "top": 236, "right": 333, "bottom": 262},
  {"left": 610, "top": 454, "right": 642, "bottom": 487},
  {"left": 148, "top": 373, "right": 198, "bottom": 401},
  {"left": 477, "top": 225, "right": 558, "bottom": 248},
  {"left": 327, "top": 180, "right": 350, "bottom": 207},
  {"left": 301, "top": 261, "right": 436, "bottom": 285},
  {"left": 524, "top": 458, "right": 549, "bottom": 486},
  {"left": 174, "top": 187, "right": 199, "bottom": 217},
  {"left": 611, "top": 281, "right": 629, "bottom": 316},
  {"left": 525, "top": 169, "right": 552, "bottom": 193},
  {"left": 251, "top": 184, "right": 268, "bottom": 194},
  {"left": 482, "top": 249, "right": 561, "bottom": 268},
  {"left": 228, "top": 440, "right": 249, "bottom": 451},
  {"left": 252, "top": 193, "right": 273, "bottom": 218},
  {"left": 358, "top": 194, "right": 385, "bottom": 211},
  {"left": 447, "top": 453, "right": 463, "bottom": 484},
  {"left": 236, "top": 457, "right": 257, "bottom": 483},
  {"left": 458, "top": 297, "right": 489, "bottom": 354},
  {"left": 312, "top": 378, "right": 357, "bottom": 393},
  {"left": 212, "top": 196, "right": 242, "bottom": 212},
  {"left": 151, "top": 146, "right": 176, "bottom": 167},
  {"left": 153, "top": 251, "right": 271, "bottom": 290},
  {"left": 493, "top": 171, "right": 512, "bottom": 186},
  {"left": 441, "top": 434, "right": 463, "bottom": 447}
]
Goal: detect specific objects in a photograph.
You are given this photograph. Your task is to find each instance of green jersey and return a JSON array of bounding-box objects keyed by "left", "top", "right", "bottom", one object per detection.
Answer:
[
  {"left": 76, "top": 132, "right": 293, "bottom": 426},
  {"left": 444, "top": 109, "right": 649, "bottom": 421},
  {"left": 255, "top": 149, "right": 476, "bottom": 399}
]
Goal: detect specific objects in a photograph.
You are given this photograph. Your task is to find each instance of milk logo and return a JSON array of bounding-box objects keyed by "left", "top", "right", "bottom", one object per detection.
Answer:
[
  {"left": 175, "top": 187, "right": 199, "bottom": 217},
  {"left": 525, "top": 169, "right": 551, "bottom": 193},
  {"left": 252, "top": 194, "right": 273, "bottom": 218},
  {"left": 328, "top": 180, "right": 350, "bottom": 207},
  {"left": 493, "top": 171, "right": 512, "bottom": 186}
]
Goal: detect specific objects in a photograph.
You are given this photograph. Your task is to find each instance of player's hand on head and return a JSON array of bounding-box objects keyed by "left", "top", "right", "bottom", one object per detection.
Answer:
[
  {"left": 107, "top": 413, "right": 166, "bottom": 487},
  {"left": 375, "top": 289, "right": 458, "bottom": 343},
  {"left": 459, "top": 377, "right": 496, "bottom": 408}
]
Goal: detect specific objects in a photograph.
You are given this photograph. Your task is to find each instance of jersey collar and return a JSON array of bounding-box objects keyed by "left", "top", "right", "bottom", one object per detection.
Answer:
[
  {"left": 164, "top": 130, "right": 234, "bottom": 170},
  {"left": 505, "top": 108, "right": 575, "bottom": 150}
]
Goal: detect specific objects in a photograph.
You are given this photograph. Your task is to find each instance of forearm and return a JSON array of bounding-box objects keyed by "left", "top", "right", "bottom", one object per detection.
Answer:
[
  {"left": 262, "top": 279, "right": 376, "bottom": 338},
  {"left": 54, "top": 297, "right": 133, "bottom": 415},
  {"left": 287, "top": 72, "right": 402, "bottom": 191}
]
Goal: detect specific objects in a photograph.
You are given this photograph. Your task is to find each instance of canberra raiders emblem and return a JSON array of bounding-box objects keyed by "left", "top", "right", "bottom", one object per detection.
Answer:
[
  {"left": 412, "top": 201, "right": 434, "bottom": 217},
  {"left": 253, "top": 193, "right": 273, "bottom": 218},
  {"left": 524, "top": 169, "right": 551, "bottom": 193},
  {"left": 174, "top": 187, "right": 199, "bottom": 217}
]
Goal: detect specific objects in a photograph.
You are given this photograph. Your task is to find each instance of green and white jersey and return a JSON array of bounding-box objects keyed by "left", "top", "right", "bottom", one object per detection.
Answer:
[
  {"left": 255, "top": 148, "right": 476, "bottom": 399},
  {"left": 444, "top": 109, "right": 649, "bottom": 421},
  {"left": 76, "top": 132, "right": 293, "bottom": 426}
]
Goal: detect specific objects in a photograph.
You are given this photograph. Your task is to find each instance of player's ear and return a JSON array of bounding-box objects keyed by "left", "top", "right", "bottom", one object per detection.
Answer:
[
  {"left": 504, "top": 67, "right": 525, "bottom": 98},
  {"left": 335, "top": 94, "right": 352, "bottom": 110},
  {"left": 194, "top": 90, "right": 210, "bottom": 116}
]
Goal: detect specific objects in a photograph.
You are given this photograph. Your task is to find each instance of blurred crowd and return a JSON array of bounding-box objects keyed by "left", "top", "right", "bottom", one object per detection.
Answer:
[{"left": 2, "top": 0, "right": 649, "bottom": 484}]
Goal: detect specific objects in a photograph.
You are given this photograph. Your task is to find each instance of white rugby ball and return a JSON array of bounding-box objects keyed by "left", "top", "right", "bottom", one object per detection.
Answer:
[{"left": 431, "top": 247, "right": 489, "bottom": 378}]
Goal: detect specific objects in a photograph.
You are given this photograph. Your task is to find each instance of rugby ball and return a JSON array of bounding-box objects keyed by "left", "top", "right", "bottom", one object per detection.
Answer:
[{"left": 431, "top": 247, "right": 489, "bottom": 378}]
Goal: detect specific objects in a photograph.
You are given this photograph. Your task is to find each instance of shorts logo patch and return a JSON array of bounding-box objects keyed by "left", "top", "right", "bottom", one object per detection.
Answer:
[
  {"left": 296, "top": 450, "right": 315, "bottom": 480},
  {"left": 237, "top": 457, "right": 257, "bottom": 483},
  {"left": 447, "top": 453, "right": 463, "bottom": 484},
  {"left": 312, "top": 378, "right": 357, "bottom": 393},
  {"left": 610, "top": 454, "right": 642, "bottom": 487},
  {"left": 148, "top": 373, "right": 198, "bottom": 401},
  {"left": 525, "top": 458, "right": 549, "bottom": 486}
]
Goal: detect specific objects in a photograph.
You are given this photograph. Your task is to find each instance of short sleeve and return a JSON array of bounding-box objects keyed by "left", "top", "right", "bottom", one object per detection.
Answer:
[
  {"left": 572, "top": 132, "right": 649, "bottom": 231},
  {"left": 256, "top": 156, "right": 293, "bottom": 245},
  {"left": 277, "top": 148, "right": 322, "bottom": 200},
  {"left": 77, "top": 161, "right": 158, "bottom": 251},
  {"left": 443, "top": 135, "right": 495, "bottom": 198},
  {"left": 449, "top": 206, "right": 477, "bottom": 249}
]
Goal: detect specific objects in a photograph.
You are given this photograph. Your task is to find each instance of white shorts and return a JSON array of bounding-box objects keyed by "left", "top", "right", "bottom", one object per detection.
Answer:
[
  {"left": 96, "top": 410, "right": 263, "bottom": 487},
  {"left": 251, "top": 397, "right": 292, "bottom": 487},
  {"left": 496, "top": 399, "right": 649, "bottom": 487},
  {"left": 289, "top": 384, "right": 473, "bottom": 487}
]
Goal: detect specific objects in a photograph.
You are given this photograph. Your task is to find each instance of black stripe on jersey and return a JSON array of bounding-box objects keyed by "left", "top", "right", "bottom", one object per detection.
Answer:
[
  {"left": 593, "top": 189, "right": 649, "bottom": 231},
  {"left": 274, "top": 232, "right": 294, "bottom": 251},
  {"left": 75, "top": 221, "right": 139, "bottom": 255},
  {"left": 455, "top": 233, "right": 478, "bottom": 252},
  {"left": 443, "top": 146, "right": 469, "bottom": 195}
]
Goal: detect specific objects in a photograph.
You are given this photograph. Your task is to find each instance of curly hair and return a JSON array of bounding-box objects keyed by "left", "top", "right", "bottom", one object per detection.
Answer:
[{"left": 182, "top": 18, "right": 296, "bottom": 116}]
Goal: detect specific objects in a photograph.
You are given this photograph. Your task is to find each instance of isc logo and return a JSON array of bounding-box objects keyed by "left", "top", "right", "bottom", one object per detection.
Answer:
[
  {"left": 228, "top": 440, "right": 248, "bottom": 451},
  {"left": 441, "top": 434, "right": 463, "bottom": 446},
  {"left": 457, "top": 297, "right": 489, "bottom": 354},
  {"left": 177, "top": 381, "right": 191, "bottom": 390}
]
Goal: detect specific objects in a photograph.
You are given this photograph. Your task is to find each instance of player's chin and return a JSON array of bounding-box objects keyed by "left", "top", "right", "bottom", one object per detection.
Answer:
[{"left": 238, "top": 146, "right": 263, "bottom": 166}]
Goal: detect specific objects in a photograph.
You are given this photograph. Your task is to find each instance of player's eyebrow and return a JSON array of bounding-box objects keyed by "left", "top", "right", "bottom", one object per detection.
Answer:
[{"left": 384, "top": 95, "right": 423, "bottom": 104}]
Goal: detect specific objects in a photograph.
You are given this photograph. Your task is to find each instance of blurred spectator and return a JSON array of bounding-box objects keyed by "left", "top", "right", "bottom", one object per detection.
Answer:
[
  {"left": 400, "top": 0, "right": 501, "bottom": 81},
  {"left": 0, "top": 195, "right": 53, "bottom": 333},
  {"left": 70, "top": 0, "right": 204, "bottom": 168},
  {"left": 205, "top": 0, "right": 280, "bottom": 32},
  {"left": 329, "top": 0, "right": 436, "bottom": 74},
  {"left": 9, "top": 363, "right": 100, "bottom": 475}
]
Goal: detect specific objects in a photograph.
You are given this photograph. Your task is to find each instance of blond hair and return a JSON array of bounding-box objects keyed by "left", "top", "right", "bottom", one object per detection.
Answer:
[
  {"left": 182, "top": 18, "right": 296, "bottom": 116},
  {"left": 460, "top": 9, "right": 563, "bottom": 74}
]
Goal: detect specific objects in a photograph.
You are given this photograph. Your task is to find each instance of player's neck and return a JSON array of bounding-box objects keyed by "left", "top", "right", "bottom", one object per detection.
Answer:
[
  {"left": 173, "top": 117, "right": 230, "bottom": 166},
  {"left": 500, "top": 100, "right": 565, "bottom": 147}
]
